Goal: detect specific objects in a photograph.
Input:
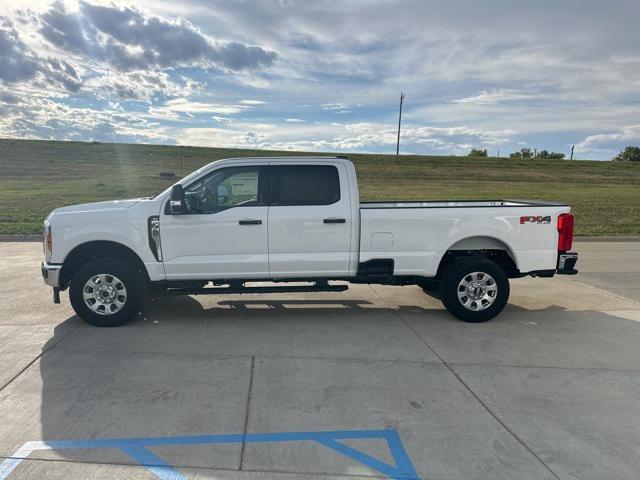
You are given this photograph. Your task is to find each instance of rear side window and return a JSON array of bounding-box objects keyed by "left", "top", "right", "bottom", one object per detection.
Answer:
[{"left": 270, "top": 165, "right": 340, "bottom": 206}]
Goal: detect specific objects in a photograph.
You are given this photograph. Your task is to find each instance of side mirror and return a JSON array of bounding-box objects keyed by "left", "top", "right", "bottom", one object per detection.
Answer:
[{"left": 169, "top": 184, "right": 186, "bottom": 214}]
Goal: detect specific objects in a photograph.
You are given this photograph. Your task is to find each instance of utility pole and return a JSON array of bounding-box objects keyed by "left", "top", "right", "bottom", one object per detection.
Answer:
[
  {"left": 396, "top": 92, "right": 404, "bottom": 155},
  {"left": 570, "top": 145, "right": 574, "bottom": 160}
]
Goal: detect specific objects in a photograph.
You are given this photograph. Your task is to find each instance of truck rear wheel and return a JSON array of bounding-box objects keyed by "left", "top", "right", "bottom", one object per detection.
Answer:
[
  {"left": 69, "top": 257, "right": 143, "bottom": 327},
  {"left": 439, "top": 257, "right": 509, "bottom": 322}
]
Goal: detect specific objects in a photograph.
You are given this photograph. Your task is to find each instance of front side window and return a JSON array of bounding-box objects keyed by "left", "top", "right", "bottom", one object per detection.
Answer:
[
  {"left": 270, "top": 165, "right": 340, "bottom": 206},
  {"left": 184, "top": 166, "right": 261, "bottom": 214}
]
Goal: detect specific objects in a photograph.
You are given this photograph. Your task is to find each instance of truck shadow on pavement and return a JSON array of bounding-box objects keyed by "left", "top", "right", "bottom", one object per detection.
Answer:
[{"left": 18, "top": 294, "right": 640, "bottom": 479}]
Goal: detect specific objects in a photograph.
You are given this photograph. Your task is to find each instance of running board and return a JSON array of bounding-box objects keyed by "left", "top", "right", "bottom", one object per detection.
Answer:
[{"left": 166, "top": 284, "right": 349, "bottom": 296}]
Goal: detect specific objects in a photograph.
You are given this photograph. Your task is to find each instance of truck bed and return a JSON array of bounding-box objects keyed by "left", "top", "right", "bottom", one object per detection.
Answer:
[
  {"left": 360, "top": 199, "right": 568, "bottom": 209},
  {"left": 359, "top": 198, "right": 572, "bottom": 277}
]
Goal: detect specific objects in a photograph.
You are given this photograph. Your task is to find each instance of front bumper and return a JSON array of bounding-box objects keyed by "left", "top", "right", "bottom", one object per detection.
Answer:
[
  {"left": 41, "top": 261, "right": 63, "bottom": 288},
  {"left": 556, "top": 252, "right": 578, "bottom": 275}
]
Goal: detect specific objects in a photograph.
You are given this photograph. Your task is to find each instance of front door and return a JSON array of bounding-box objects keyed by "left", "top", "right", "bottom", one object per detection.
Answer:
[
  {"left": 161, "top": 165, "right": 269, "bottom": 280},
  {"left": 267, "top": 163, "right": 352, "bottom": 277}
]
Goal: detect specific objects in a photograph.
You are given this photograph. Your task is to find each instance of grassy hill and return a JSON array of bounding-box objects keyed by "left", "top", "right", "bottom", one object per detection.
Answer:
[{"left": 1, "top": 138, "right": 639, "bottom": 236}]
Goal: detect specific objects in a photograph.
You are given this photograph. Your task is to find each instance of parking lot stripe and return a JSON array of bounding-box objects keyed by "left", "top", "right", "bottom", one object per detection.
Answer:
[
  {"left": 0, "top": 430, "right": 418, "bottom": 480},
  {"left": 121, "top": 445, "right": 187, "bottom": 480}
]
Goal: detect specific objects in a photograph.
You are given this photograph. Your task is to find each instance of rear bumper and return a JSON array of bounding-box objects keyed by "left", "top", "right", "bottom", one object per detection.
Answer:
[
  {"left": 556, "top": 252, "right": 578, "bottom": 275},
  {"left": 41, "top": 261, "right": 63, "bottom": 288}
]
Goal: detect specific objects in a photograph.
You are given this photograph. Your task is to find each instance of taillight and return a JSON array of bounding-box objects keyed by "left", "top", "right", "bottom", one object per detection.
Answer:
[{"left": 557, "top": 213, "right": 574, "bottom": 251}]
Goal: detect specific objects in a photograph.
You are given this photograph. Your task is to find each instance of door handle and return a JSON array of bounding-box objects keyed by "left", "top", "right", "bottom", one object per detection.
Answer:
[
  {"left": 239, "top": 219, "right": 262, "bottom": 225},
  {"left": 323, "top": 218, "right": 346, "bottom": 224}
]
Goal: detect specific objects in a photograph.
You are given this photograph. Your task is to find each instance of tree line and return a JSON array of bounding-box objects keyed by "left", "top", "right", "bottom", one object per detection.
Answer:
[
  {"left": 467, "top": 146, "right": 640, "bottom": 161},
  {"left": 467, "top": 148, "right": 564, "bottom": 159}
]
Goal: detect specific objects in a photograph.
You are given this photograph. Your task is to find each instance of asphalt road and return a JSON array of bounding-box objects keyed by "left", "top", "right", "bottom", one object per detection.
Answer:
[{"left": 0, "top": 241, "right": 639, "bottom": 480}]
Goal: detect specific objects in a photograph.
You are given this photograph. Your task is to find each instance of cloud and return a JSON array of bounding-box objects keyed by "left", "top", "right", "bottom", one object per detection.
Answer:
[
  {"left": 0, "top": 21, "right": 39, "bottom": 83},
  {"left": 87, "top": 70, "right": 184, "bottom": 101},
  {"left": 147, "top": 98, "right": 247, "bottom": 121},
  {"left": 452, "top": 90, "right": 536, "bottom": 105},
  {"left": 177, "top": 119, "right": 514, "bottom": 154},
  {"left": 577, "top": 124, "right": 640, "bottom": 159},
  {"left": 180, "top": 126, "right": 269, "bottom": 148},
  {"left": 38, "top": 1, "right": 277, "bottom": 72},
  {"left": 0, "top": 89, "right": 175, "bottom": 144},
  {"left": 0, "top": 90, "right": 21, "bottom": 104},
  {"left": 0, "top": 18, "right": 81, "bottom": 91},
  {"left": 322, "top": 102, "right": 351, "bottom": 113},
  {"left": 162, "top": 98, "right": 245, "bottom": 115}
]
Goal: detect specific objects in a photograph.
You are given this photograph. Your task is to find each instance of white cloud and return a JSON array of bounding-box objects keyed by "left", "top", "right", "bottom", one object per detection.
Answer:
[
  {"left": 150, "top": 98, "right": 246, "bottom": 118},
  {"left": 0, "top": 87, "right": 175, "bottom": 143},
  {"left": 575, "top": 125, "right": 640, "bottom": 159},
  {"left": 176, "top": 119, "right": 514, "bottom": 154},
  {"left": 452, "top": 90, "right": 536, "bottom": 105},
  {"left": 147, "top": 106, "right": 181, "bottom": 122},
  {"left": 87, "top": 70, "right": 181, "bottom": 100},
  {"left": 322, "top": 102, "right": 351, "bottom": 113},
  {"left": 578, "top": 125, "right": 640, "bottom": 148}
]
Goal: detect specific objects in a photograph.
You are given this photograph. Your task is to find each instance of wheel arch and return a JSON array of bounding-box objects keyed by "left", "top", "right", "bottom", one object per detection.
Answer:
[
  {"left": 60, "top": 240, "right": 149, "bottom": 288},
  {"left": 436, "top": 236, "right": 520, "bottom": 279}
]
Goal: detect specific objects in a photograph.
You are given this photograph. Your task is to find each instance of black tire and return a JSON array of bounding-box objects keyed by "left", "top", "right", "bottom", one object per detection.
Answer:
[
  {"left": 69, "top": 257, "right": 144, "bottom": 327},
  {"left": 439, "top": 257, "right": 509, "bottom": 322}
]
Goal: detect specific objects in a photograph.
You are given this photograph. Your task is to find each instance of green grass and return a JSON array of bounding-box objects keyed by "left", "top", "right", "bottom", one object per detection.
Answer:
[{"left": 1, "top": 138, "right": 639, "bottom": 236}]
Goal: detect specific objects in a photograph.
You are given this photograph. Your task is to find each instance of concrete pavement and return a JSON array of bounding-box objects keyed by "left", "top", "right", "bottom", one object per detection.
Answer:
[
  {"left": 564, "top": 242, "right": 640, "bottom": 301},
  {"left": 0, "top": 241, "right": 639, "bottom": 479}
]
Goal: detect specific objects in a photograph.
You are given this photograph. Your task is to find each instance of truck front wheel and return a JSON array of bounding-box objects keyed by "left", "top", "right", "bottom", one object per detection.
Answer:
[
  {"left": 439, "top": 257, "right": 509, "bottom": 322},
  {"left": 69, "top": 257, "right": 144, "bottom": 327}
]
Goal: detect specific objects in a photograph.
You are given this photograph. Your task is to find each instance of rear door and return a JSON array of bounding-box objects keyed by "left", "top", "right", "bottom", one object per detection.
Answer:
[{"left": 267, "top": 163, "right": 352, "bottom": 277}]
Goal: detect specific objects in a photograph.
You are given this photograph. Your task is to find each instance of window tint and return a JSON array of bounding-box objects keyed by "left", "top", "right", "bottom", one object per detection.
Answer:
[
  {"left": 184, "top": 166, "right": 260, "bottom": 214},
  {"left": 270, "top": 165, "right": 340, "bottom": 206}
]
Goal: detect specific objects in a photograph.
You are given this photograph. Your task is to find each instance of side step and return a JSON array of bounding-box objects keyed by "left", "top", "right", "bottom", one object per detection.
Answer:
[{"left": 166, "top": 283, "right": 349, "bottom": 296}]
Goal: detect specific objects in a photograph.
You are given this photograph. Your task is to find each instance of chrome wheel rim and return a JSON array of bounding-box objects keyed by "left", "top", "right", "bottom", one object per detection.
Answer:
[
  {"left": 457, "top": 272, "right": 497, "bottom": 311},
  {"left": 83, "top": 274, "right": 127, "bottom": 315}
]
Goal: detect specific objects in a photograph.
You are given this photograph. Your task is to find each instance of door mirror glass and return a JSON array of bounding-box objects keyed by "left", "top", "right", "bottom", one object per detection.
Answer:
[{"left": 169, "top": 184, "right": 186, "bottom": 214}]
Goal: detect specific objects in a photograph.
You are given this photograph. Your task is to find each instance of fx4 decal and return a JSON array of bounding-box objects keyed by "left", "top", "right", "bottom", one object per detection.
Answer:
[{"left": 520, "top": 215, "right": 551, "bottom": 224}]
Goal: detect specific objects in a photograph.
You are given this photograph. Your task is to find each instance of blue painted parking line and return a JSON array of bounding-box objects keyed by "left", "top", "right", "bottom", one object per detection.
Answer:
[{"left": 0, "top": 429, "right": 419, "bottom": 480}]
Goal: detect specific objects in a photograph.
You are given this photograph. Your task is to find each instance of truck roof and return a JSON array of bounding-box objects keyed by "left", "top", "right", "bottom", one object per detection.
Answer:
[
  {"left": 177, "top": 156, "right": 354, "bottom": 187},
  {"left": 218, "top": 156, "right": 350, "bottom": 162}
]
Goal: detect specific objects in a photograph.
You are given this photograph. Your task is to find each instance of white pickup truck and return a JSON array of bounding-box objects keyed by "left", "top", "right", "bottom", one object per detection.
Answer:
[{"left": 41, "top": 156, "right": 578, "bottom": 327}]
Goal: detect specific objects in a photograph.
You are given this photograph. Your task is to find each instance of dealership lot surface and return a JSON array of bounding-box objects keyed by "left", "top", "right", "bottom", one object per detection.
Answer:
[{"left": 1, "top": 241, "right": 639, "bottom": 479}]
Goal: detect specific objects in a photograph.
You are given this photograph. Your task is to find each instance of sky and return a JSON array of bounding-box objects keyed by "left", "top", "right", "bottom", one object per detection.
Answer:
[{"left": 0, "top": 0, "right": 639, "bottom": 160}]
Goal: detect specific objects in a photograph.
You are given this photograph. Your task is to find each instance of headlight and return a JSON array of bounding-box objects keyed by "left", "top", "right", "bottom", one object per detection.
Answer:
[{"left": 43, "top": 219, "right": 52, "bottom": 261}]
